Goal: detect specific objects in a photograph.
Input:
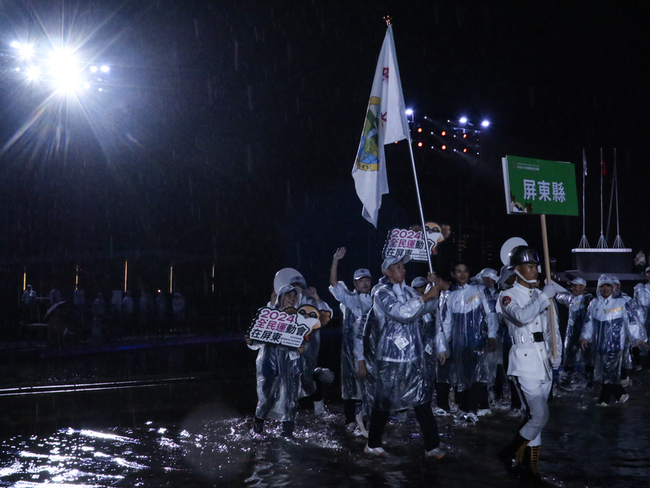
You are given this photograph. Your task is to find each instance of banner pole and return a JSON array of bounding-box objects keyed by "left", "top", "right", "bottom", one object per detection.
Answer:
[{"left": 540, "top": 213, "right": 557, "bottom": 358}]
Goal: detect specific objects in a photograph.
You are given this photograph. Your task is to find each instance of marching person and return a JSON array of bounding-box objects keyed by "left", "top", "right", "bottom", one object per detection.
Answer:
[
  {"left": 329, "top": 247, "right": 373, "bottom": 432},
  {"left": 289, "top": 271, "right": 333, "bottom": 415},
  {"left": 363, "top": 255, "right": 445, "bottom": 459},
  {"left": 246, "top": 283, "right": 304, "bottom": 438},
  {"left": 555, "top": 277, "right": 594, "bottom": 387},
  {"left": 497, "top": 245, "right": 563, "bottom": 483},
  {"left": 580, "top": 275, "right": 648, "bottom": 406},
  {"left": 440, "top": 261, "right": 499, "bottom": 423}
]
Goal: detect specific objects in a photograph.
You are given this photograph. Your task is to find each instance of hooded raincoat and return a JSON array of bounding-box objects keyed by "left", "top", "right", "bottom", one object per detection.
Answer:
[
  {"left": 581, "top": 293, "right": 647, "bottom": 384},
  {"left": 249, "top": 289, "right": 303, "bottom": 422},
  {"left": 440, "top": 283, "right": 499, "bottom": 391},
  {"left": 329, "top": 281, "right": 372, "bottom": 400},
  {"left": 365, "top": 279, "right": 437, "bottom": 412}
]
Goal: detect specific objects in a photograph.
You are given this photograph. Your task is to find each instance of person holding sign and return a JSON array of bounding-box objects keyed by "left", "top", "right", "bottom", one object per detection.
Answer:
[
  {"left": 288, "top": 272, "right": 333, "bottom": 416},
  {"left": 329, "top": 247, "right": 373, "bottom": 433},
  {"left": 246, "top": 284, "right": 305, "bottom": 438},
  {"left": 363, "top": 255, "right": 445, "bottom": 459},
  {"left": 497, "top": 246, "right": 563, "bottom": 483}
]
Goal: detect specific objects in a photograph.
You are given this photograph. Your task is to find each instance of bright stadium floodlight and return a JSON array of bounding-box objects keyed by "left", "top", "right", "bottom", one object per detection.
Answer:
[
  {"left": 90, "top": 66, "right": 98, "bottom": 73},
  {"left": 481, "top": 120, "right": 490, "bottom": 128},
  {"left": 405, "top": 108, "right": 413, "bottom": 116},
  {"left": 26, "top": 66, "right": 41, "bottom": 81},
  {"left": 459, "top": 117, "right": 468, "bottom": 125},
  {"left": 100, "top": 65, "right": 109, "bottom": 73},
  {"left": 48, "top": 47, "right": 84, "bottom": 93}
]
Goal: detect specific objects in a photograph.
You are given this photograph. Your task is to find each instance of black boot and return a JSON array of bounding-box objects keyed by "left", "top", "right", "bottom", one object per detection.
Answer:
[
  {"left": 252, "top": 417, "right": 264, "bottom": 435},
  {"left": 520, "top": 445, "right": 542, "bottom": 484},
  {"left": 281, "top": 421, "right": 295, "bottom": 438},
  {"left": 498, "top": 433, "right": 530, "bottom": 477}
]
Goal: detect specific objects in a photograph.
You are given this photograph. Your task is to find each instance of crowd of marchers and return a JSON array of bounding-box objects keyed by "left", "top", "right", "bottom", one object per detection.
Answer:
[{"left": 245, "top": 247, "right": 650, "bottom": 485}]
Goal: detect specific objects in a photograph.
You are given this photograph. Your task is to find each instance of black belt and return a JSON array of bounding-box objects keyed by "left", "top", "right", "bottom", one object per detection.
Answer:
[{"left": 532, "top": 332, "right": 544, "bottom": 342}]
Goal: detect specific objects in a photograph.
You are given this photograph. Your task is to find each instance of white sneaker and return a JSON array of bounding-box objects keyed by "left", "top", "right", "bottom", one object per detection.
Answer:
[
  {"left": 364, "top": 445, "right": 388, "bottom": 456},
  {"left": 465, "top": 412, "right": 479, "bottom": 423},
  {"left": 346, "top": 422, "right": 356, "bottom": 433},
  {"left": 425, "top": 446, "right": 446, "bottom": 459},
  {"left": 477, "top": 408, "right": 492, "bottom": 417},
  {"left": 356, "top": 412, "right": 369, "bottom": 438},
  {"left": 617, "top": 393, "right": 630, "bottom": 404},
  {"left": 433, "top": 407, "right": 451, "bottom": 417}
]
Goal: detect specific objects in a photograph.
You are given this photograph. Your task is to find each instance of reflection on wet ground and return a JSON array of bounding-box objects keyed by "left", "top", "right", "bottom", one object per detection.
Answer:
[{"left": 1, "top": 371, "right": 649, "bottom": 487}]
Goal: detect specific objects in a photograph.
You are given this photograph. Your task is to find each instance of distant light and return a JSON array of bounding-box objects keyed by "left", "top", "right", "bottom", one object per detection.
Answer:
[
  {"left": 441, "top": 145, "right": 447, "bottom": 150},
  {"left": 463, "top": 148, "right": 468, "bottom": 153},
  {"left": 10, "top": 41, "right": 22, "bottom": 49},
  {"left": 417, "top": 127, "right": 423, "bottom": 133},
  {"left": 441, "top": 131, "right": 446, "bottom": 136},
  {"left": 481, "top": 120, "right": 490, "bottom": 128},
  {"left": 459, "top": 117, "right": 468, "bottom": 124},
  {"left": 90, "top": 66, "right": 98, "bottom": 73},
  {"left": 463, "top": 133, "right": 467, "bottom": 139},
  {"left": 417, "top": 142, "right": 423, "bottom": 147},
  {"left": 100, "top": 65, "right": 110, "bottom": 73},
  {"left": 405, "top": 109, "right": 413, "bottom": 116}
]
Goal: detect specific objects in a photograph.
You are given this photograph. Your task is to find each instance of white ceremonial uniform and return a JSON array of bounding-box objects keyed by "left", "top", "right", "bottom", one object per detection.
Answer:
[{"left": 498, "top": 282, "right": 562, "bottom": 447}]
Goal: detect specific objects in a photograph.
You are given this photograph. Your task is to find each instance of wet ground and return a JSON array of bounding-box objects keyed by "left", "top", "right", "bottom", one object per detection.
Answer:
[{"left": 1, "top": 368, "right": 649, "bottom": 487}]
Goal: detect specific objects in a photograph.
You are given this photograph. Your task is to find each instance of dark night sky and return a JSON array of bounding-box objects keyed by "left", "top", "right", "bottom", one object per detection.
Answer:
[{"left": 1, "top": 1, "right": 649, "bottom": 306}]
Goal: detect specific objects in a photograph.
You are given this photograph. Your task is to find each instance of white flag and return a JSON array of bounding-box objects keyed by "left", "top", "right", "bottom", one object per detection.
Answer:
[{"left": 352, "top": 25, "right": 409, "bottom": 227}]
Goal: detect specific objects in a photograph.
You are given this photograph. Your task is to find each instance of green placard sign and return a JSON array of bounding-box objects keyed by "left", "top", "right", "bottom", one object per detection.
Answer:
[{"left": 502, "top": 155, "right": 579, "bottom": 216}]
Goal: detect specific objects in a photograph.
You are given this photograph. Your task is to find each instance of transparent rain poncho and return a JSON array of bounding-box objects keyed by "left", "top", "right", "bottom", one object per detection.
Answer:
[
  {"left": 440, "top": 283, "right": 499, "bottom": 391},
  {"left": 633, "top": 283, "right": 650, "bottom": 337},
  {"left": 329, "top": 281, "right": 372, "bottom": 400},
  {"left": 581, "top": 294, "right": 647, "bottom": 384},
  {"left": 297, "top": 290, "right": 333, "bottom": 397},
  {"left": 248, "top": 289, "right": 303, "bottom": 422},
  {"left": 363, "top": 279, "right": 437, "bottom": 412},
  {"left": 555, "top": 292, "right": 594, "bottom": 369}
]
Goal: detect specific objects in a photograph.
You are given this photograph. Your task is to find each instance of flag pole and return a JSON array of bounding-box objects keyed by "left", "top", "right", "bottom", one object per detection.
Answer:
[
  {"left": 406, "top": 121, "right": 434, "bottom": 274},
  {"left": 578, "top": 148, "right": 589, "bottom": 248},
  {"left": 384, "top": 15, "right": 433, "bottom": 273}
]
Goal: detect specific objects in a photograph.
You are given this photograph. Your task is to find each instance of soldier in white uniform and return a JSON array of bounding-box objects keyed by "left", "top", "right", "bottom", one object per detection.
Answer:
[{"left": 497, "top": 246, "right": 562, "bottom": 483}]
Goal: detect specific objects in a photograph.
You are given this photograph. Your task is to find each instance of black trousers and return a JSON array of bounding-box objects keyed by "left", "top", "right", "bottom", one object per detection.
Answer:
[{"left": 367, "top": 401, "right": 440, "bottom": 451}]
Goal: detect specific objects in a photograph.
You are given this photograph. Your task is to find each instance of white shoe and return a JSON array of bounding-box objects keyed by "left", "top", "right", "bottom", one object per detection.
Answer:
[
  {"left": 465, "top": 412, "right": 479, "bottom": 423},
  {"left": 617, "top": 393, "right": 630, "bottom": 404},
  {"left": 356, "top": 412, "right": 369, "bottom": 438},
  {"left": 477, "top": 408, "right": 492, "bottom": 417},
  {"left": 364, "top": 445, "right": 388, "bottom": 456},
  {"left": 596, "top": 402, "right": 609, "bottom": 407},
  {"left": 313, "top": 400, "right": 325, "bottom": 416},
  {"left": 346, "top": 422, "right": 356, "bottom": 433},
  {"left": 433, "top": 407, "right": 451, "bottom": 417},
  {"left": 425, "top": 446, "right": 446, "bottom": 459}
]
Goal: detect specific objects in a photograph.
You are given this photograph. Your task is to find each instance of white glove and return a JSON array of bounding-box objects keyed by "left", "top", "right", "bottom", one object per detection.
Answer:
[
  {"left": 549, "top": 354, "right": 561, "bottom": 370},
  {"left": 542, "top": 284, "right": 557, "bottom": 299},
  {"left": 549, "top": 280, "right": 569, "bottom": 295}
]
